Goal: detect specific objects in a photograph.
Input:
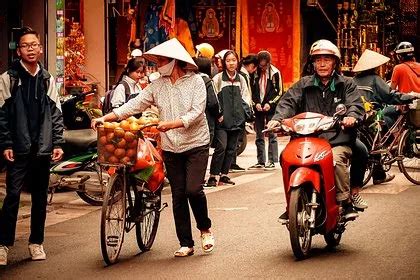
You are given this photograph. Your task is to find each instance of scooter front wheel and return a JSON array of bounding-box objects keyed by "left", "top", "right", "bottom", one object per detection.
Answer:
[{"left": 289, "top": 187, "right": 312, "bottom": 260}]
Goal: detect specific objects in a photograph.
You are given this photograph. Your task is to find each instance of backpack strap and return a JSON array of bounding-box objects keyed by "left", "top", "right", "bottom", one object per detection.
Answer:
[{"left": 121, "top": 80, "right": 131, "bottom": 102}]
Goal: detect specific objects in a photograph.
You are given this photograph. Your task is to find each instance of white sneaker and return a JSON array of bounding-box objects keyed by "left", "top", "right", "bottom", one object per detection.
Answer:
[
  {"left": 0, "top": 245, "right": 8, "bottom": 265},
  {"left": 28, "top": 243, "right": 46, "bottom": 261}
]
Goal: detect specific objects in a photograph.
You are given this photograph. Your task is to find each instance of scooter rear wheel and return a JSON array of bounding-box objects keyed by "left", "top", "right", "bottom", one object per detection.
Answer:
[{"left": 289, "top": 187, "right": 312, "bottom": 260}]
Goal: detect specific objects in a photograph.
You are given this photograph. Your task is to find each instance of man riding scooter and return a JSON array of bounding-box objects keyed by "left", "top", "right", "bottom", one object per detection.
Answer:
[{"left": 267, "top": 39, "right": 364, "bottom": 222}]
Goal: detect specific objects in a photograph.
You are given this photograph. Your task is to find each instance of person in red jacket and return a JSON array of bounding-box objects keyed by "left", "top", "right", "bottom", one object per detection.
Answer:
[{"left": 391, "top": 41, "right": 420, "bottom": 93}]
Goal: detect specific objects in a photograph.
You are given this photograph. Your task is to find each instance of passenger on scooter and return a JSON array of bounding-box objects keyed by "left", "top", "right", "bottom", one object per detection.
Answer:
[{"left": 267, "top": 39, "right": 364, "bottom": 222}]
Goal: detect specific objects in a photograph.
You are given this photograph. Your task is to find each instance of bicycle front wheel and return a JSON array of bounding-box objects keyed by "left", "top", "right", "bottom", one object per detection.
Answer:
[
  {"left": 100, "top": 173, "right": 126, "bottom": 265},
  {"left": 398, "top": 129, "right": 420, "bottom": 185},
  {"left": 135, "top": 184, "right": 162, "bottom": 252}
]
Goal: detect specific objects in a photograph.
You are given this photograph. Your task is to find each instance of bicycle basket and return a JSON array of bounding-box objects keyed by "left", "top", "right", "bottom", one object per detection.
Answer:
[
  {"left": 97, "top": 123, "right": 141, "bottom": 165},
  {"left": 408, "top": 105, "right": 420, "bottom": 128}
]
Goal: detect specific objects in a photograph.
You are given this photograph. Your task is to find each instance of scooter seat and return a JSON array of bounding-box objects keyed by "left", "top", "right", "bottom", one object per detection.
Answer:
[{"left": 64, "top": 129, "right": 97, "bottom": 149}]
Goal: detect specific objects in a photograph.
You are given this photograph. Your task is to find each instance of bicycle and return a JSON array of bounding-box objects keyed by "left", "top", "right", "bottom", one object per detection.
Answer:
[
  {"left": 359, "top": 101, "right": 420, "bottom": 185},
  {"left": 98, "top": 123, "right": 167, "bottom": 265}
]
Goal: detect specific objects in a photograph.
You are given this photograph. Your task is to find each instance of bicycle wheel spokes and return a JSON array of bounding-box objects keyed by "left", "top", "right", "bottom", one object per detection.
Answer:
[
  {"left": 136, "top": 189, "right": 162, "bottom": 252},
  {"left": 398, "top": 130, "right": 420, "bottom": 185},
  {"left": 101, "top": 174, "right": 126, "bottom": 265}
]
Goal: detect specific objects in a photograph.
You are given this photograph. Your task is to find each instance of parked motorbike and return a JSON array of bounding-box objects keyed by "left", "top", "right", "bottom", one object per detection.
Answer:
[
  {"left": 264, "top": 105, "right": 355, "bottom": 260},
  {"left": 49, "top": 86, "right": 108, "bottom": 206}
]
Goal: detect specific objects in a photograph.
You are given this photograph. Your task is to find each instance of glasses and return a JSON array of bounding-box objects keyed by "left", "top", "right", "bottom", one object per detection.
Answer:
[{"left": 19, "top": 43, "right": 41, "bottom": 50}]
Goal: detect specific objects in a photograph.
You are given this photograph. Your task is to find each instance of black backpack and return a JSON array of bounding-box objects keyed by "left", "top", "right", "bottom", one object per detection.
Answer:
[{"left": 102, "top": 81, "right": 130, "bottom": 115}]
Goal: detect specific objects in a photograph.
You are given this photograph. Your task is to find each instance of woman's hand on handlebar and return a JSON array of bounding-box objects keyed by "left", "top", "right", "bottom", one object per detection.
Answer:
[
  {"left": 266, "top": 120, "right": 281, "bottom": 130},
  {"left": 91, "top": 117, "right": 105, "bottom": 130},
  {"left": 341, "top": 116, "right": 357, "bottom": 128}
]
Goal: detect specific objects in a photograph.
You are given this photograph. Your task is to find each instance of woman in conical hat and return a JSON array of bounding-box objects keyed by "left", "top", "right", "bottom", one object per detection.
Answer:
[
  {"left": 350, "top": 49, "right": 415, "bottom": 209},
  {"left": 92, "top": 38, "right": 214, "bottom": 257}
]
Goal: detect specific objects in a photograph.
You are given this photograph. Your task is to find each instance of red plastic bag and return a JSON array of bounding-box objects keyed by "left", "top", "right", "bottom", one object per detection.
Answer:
[
  {"left": 147, "top": 161, "right": 165, "bottom": 193},
  {"left": 133, "top": 138, "right": 154, "bottom": 171}
]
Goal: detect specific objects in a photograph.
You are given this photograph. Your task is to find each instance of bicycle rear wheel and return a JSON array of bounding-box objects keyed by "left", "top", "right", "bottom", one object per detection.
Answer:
[
  {"left": 100, "top": 173, "right": 126, "bottom": 265},
  {"left": 135, "top": 184, "right": 162, "bottom": 252},
  {"left": 398, "top": 129, "right": 420, "bottom": 185}
]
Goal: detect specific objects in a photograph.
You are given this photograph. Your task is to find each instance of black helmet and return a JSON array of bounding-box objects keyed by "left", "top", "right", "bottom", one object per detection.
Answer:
[{"left": 394, "top": 41, "right": 415, "bottom": 60}]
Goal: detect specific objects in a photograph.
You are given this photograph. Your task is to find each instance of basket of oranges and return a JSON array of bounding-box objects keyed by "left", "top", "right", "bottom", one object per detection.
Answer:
[{"left": 97, "top": 114, "right": 160, "bottom": 165}]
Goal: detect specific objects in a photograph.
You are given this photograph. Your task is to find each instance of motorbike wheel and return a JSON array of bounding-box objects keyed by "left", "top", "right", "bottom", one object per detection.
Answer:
[
  {"left": 135, "top": 186, "right": 162, "bottom": 252},
  {"left": 289, "top": 187, "right": 312, "bottom": 260},
  {"left": 76, "top": 166, "right": 108, "bottom": 206},
  {"left": 324, "top": 230, "right": 342, "bottom": 248},
  {"left": 100, "top": 173, "right": 126, "bottom": 265},
  {"left": 236, "top": 130, "right": 247, "bottom": 156}
]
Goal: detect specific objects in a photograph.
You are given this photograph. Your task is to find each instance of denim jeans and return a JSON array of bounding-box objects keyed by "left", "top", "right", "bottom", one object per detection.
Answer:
[{"left": 255, "top": 112, "right": 278, "bottom": 164}]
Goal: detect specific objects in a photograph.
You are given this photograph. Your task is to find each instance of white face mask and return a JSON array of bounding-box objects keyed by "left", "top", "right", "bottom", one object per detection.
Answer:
[{"left": 157, "top": 59, "right": 176, "bottom": 76}]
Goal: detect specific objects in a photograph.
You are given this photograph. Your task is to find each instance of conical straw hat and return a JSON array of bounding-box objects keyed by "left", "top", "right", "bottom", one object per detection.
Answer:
[
  {"left": 143, "top": 38, "right": 197, "bottom": 70},
  {"left": 353, "top": 49, "right": 390, "bottom": 72}
]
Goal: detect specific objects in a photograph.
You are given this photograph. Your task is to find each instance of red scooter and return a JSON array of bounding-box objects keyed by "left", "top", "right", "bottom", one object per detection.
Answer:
[{"left": 265, "top": 105, "right": 354, "bottom": 260}]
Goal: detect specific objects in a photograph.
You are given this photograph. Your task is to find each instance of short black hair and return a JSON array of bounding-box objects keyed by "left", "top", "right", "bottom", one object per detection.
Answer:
[
  {"left": 222, "top": 50, "right": 239, "bottom": 71},
  {"left": 193, "top": 57, "right": 212, "bottom": 76},
  {"left": 241, "top": 54, "right": 258, "bottom": 66},
  {"left": 257, "top": 51, "right": 271, "bottom": 63},
  {"left": 17, "top": 26, "right": 40, "bottom": 45}
]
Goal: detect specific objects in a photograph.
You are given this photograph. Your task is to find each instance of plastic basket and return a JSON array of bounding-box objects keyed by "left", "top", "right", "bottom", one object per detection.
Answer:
[{"left": 97, "top": 125, "right": 141, "bottom": 165}]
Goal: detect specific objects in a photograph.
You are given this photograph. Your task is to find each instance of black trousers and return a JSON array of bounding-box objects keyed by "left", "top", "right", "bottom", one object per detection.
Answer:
[
  {"left": 163, "top": 145, "right": 212, "bottom": 247},
  {"left": 210, "top": 128, "right": 241, "bottom": 175},
  {"left": 0, "top": 151, "right": 50, "bottom": 246}
]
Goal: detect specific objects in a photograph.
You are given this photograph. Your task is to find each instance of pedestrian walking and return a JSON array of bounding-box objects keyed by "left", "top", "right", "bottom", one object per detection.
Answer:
[
  {"left": 207, "top": 50, "right": 250, "bottom": 186},
  {"left": 0, "top": 26, "right": 64, "bottom": 265},
  {"left": 92, "top": 38, "right": 214, "bottom": 257},
  {"left": 248, "top": 50, "right": 283, "bottom": 171},
  {"left": 230, "top": 54, "right": 258, "bottom": 173}
]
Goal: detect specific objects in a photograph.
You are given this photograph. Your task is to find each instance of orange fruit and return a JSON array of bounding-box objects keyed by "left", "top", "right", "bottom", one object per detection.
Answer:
[
  {"left": 120, "top": 120, "right": 131, "bottom": 131},
  {"left": 127, "top": 139, "right": 138, "bottom": 148},
  {"left": 129, "top": 122, "right": 140, "bottom": 131},
  {"left": 98, "top": 155, "right": 106, "bottom": 163},
  {"left": 99, "top": 136, "right": 107, "bottom": 145},
  {"left": 106, "top": 132, "right": 115, "bottom": 143},
  {"left": 116, "top": 138, "right": 127, "bottom": 148},
  {"left": 126, "top": 148, "right": 136, "bottom": 158},
  {"left": 126, "top": 116, "right": 138, "bottom": 123},
  {"left": 114, "top": 148, "right": 126, "bottom": 158},
  {"left": 105, "top": 144, "right": 116, "bottom": 153},
  {"left": 136, "top": 117, "right": 147, "bottom": 125},
  {"left": 108, "top": 156, "right": 119, "bottom": 164},
  {"left": 114, "top": 127, "right": 125, "bottom": 138},
  {"left": 103, "top": 122, "right": 115, "bottom": 129},
  {"left": 120, "top": 156, "right": 132, "bottom": 164},
  {"left": 124, "top": 131, "right": 136, "bottom": 142},
  {"left": 149, "top": 126, "right": 159, "bottom": 134}
]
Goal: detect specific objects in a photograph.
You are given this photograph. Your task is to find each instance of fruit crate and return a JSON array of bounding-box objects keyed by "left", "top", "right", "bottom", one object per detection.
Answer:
[{"left": 97, "top": 124, "right": 140, "bottom": 165}]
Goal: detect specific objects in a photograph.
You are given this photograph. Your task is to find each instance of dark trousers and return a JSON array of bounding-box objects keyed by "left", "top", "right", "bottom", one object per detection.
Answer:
[
  {"left": 350, "top": 138, "right": 386, "bottom": 187},
  {"left": 255, "top": 112, "right": 278, "bottom": 164},
  {"left": 231, "top": 127, "right": 245, "bottom": 166},
  {"left": 0, "top": 151, "right": 51, "bottom": 246},
  {"left": 163, "top": 145, "right": 212, "bottom": 247},
  {"left": 210, "top": 128, "right": 240, "bottom": 175}
]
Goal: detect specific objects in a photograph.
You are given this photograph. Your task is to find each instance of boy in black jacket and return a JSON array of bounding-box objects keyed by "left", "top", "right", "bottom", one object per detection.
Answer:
[{"left": 0, "top": 27, "right": 64, "bottom": 265}]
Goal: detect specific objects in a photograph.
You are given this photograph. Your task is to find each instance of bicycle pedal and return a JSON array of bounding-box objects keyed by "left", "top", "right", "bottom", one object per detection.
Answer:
[{"left": 158, "top": 202, "right": 168, "bottom": 212}]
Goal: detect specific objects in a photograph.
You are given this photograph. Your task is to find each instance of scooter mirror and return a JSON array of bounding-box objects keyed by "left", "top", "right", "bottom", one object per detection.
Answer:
[{"left": 334, "top": 104, "right": 347, "bottom": 116}]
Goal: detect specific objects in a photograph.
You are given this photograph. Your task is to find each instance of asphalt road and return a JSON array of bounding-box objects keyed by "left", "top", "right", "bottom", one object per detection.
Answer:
[{"left": 1, "top": 136, "right": 419, "bottom": 279}]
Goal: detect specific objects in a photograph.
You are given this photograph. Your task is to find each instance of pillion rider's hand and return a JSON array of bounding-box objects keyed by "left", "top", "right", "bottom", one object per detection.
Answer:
[
  {"left": 256, "top": 104, "right": 263, "bottom": 112},
  {"left": 3, "top": 149, "right": 14, "bottom": 162},
  {"left": 91, "top": 117, "right": 105, "bottom": 130},
  {"left": 266, "top": 120, "right": 281, "bottom": 130},
  {"left": 51, "top": 148, "right": 64, "bottom": 162},
  {"left": 341, "top": 116, "right": 357, "bottom": 128},
  {"left": 263, "top": 103, "right": 271, "bottom": 111}
]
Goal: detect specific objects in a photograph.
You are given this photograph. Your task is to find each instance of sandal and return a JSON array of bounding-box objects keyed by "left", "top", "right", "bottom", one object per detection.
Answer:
[
  {"left": 174, "top": 247, "right": 194, "bottom": 257},
  {"left": 201, "top": 232, "right": 215, "bottom": 253}
]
